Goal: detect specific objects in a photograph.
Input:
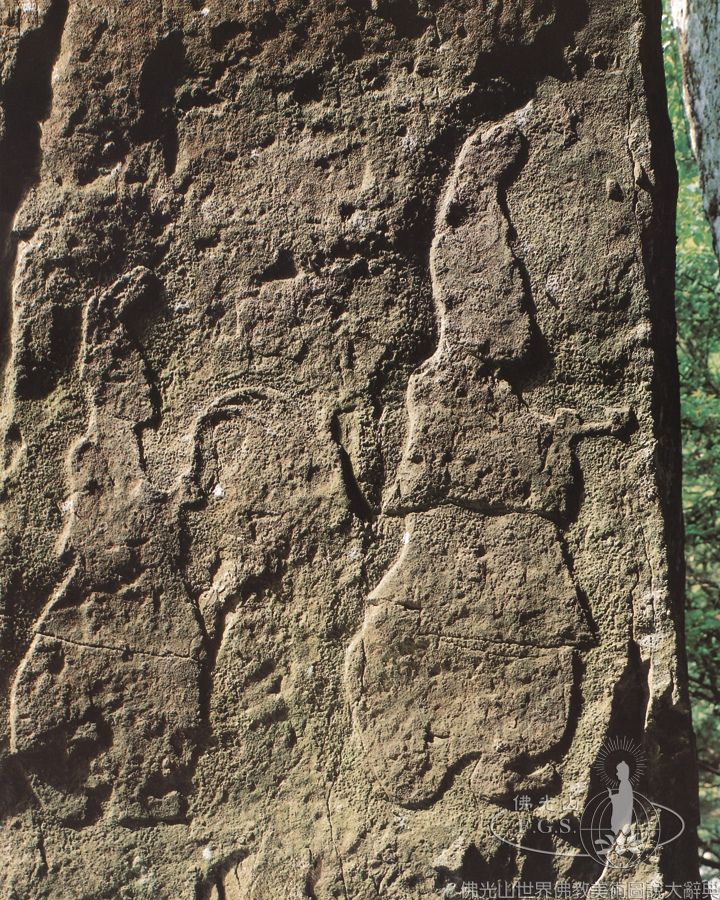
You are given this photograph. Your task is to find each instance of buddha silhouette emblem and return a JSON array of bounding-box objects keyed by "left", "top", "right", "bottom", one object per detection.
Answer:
[
  {"left": 608, "top": 761, "right": 634, "bottom": 844},
  {"left": 345, "top": 116, "right": 633, "bottom": 807},
  {"left": 578, "top": 737, "right": 685, "bottom": 871},
  {"left": 488, "top": 737, "right": 685, "bottom": 870}
]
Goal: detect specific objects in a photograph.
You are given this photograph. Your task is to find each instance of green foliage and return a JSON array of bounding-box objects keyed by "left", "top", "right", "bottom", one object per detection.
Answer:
[{"left": 663, "top": 8, "right": 720, "bottom": 873}]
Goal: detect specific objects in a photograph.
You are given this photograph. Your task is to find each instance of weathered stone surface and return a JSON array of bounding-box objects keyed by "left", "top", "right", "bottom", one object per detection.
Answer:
[{"left": 0, "top": 0, "right": 698, "bottom": 895}]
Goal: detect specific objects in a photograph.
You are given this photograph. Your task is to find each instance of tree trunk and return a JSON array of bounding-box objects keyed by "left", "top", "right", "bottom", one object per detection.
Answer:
[
  {"left": 0, "top": 0, "right": 698, "bottom": 895},
  {"left": 672, "top": 0, "right": 720, "bottom": 255}
]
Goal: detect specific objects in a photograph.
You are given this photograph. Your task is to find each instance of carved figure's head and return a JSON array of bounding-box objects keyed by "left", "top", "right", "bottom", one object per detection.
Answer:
[{"left": 431, "top": 123, "right": 536, "bottom": 370}]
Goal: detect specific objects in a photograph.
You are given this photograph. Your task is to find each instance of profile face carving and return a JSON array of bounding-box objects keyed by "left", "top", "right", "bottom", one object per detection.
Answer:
[
  {"left": 385, "top": 124, "right": 557, "bottom": 519},
  {"left": 345, "top": 116, "right": 629, "bottom": 807},
  {"left": 430, "top": 123, "right": 534, "bottom": 367}
]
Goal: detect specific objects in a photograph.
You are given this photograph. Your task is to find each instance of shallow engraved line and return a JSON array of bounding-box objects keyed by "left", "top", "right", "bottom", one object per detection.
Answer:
[
  {"left": 9, "top": 561, "right": 76, "bottom": 751},
  {"left": 430, "top": 631, "right": 576, "bottom": 653},
  {"left": 325, "top": 784, "right": 350, "bottom": 900},
  {"left": 33, "top": 631, "right": 198, "bottom": 663}
]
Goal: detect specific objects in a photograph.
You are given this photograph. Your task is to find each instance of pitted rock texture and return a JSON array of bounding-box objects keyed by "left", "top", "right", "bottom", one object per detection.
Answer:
[{"left": 0, "top": 0, "right": 699, "bottom": 896}]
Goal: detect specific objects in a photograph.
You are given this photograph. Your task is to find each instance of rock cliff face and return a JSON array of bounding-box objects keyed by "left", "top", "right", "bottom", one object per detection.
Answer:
[{"left": 0, "top": 0, "right": 698, "bottom": 896}]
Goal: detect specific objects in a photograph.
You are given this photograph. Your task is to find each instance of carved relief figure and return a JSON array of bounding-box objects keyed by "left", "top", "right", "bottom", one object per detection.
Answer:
[
  {"left": 345, "top": 118, "right": 630, "bottom": 807},
  {"left": 10, "top": 268, "right": 205, "bottom": 825},
  {"left": 8, "top": 267, "right": 342, "bottom": 825}
]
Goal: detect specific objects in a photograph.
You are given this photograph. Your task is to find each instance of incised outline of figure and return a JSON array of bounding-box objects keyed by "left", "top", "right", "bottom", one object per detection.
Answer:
[
  {"left": 345, "top": 115, "right": 632, "bottom": 807},
  {"left": 8, "top": 265, "right": 337, "bottom": 825}
]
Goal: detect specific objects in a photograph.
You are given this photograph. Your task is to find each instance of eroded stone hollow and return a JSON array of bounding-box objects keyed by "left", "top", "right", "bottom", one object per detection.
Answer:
[{"left": 0, "top": 0, "right": 699, "bottom": 896}]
